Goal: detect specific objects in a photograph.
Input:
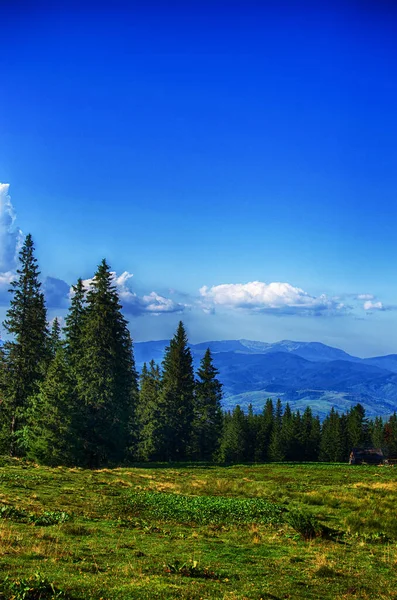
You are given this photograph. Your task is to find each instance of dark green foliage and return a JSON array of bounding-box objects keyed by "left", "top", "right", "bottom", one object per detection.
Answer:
[
  {"left": 319, "top": 408, "right": 345, "bottom": 462},
  {"left": 255, "top": 398, "right": 274, "bottom": 461},
  {"left": 76, "top": 260, "right": 138, "bottom": 467},
  {"left": 3, "top": 572, "right": 66, "bottom": 599},
  {"left": 268, "top": 398, "right": 284, "bottom": 461},
  {"left": 48, "top": 318, "right": 62, "bottom": 359},
  {"left": 384, "top": 412, "right": 397, "bottom": 456},
  {"left": 63, "top": 278, "right": 86, "bottom": 373},
  {"left": 218, "top": 405, "right": 247, "bottom": 463},
  {"left": 128, "top": 491, "right": 284, "bottom": 525},
  {"left": 136, "top": 360, "right": 162, "bottom": 461},
  {"left": 23, "top": 348, "right": 79, "bottom": 466},
  {"left": 191, "top": 348, "right": 223, "bottom": 460},
  {"left": 2, "top": 234, "right": 49, "bottom": 456},
  {"left": 164, "top": 560, "right": 222, "bottom": 580},
  {"left": 155, "top": 321, "right": 195, "bottom": 461},
  {"left": 286, "top": 509, "right": 323, "bottom": 540}
]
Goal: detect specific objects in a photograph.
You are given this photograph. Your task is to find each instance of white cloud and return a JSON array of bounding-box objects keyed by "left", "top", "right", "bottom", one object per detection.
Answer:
[
  {"left": 199, "top": 281, "right": 345, "bottom": 315},
  {"left": 0, "top": 183, "right": 23, "bottom": 274},
  {"left": 0, "top": 184, "right": 24, "bottom": 303},
  {"left": 357, "top": 294, "right": 374, "bottom": 300},
  {"left": 115, "top": 272, "right": 186, "bottom": 316},
  {"left": 363, "top": 300, "right": 384, "bottom": 311},
  {"left": 69, "top": 270, "right": 186, "bottom": 316}
]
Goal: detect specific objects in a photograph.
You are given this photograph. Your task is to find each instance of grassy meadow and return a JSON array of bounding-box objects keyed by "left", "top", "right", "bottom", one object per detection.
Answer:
[{"left": 1, "top": 459, "right": 397, "bottom": 599}]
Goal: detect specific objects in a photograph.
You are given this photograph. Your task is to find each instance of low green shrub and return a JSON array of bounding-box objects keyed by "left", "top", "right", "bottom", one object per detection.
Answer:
[
  {"left": 128, "top": 491, "right": 284, "bottom": 525},
  {"left": 286, "top": 509, "right": 327, "bottom": 540},
  {"left": 3, "top": 572, "right": 66, "bottom": 599}
]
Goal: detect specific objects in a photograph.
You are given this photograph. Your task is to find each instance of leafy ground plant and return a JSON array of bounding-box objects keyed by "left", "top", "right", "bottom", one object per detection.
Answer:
[
  {"left": 1, "top": 460, "right": 397, "bottom": 599},
  {"left": 163, "top": 559, "right": 223, "bottom": 579},
  {"left": 128, "top": 491, "right": 284, "bottom": 525},
  {"left": 3, "top": 572, "right": 66, "bottom": 600}
]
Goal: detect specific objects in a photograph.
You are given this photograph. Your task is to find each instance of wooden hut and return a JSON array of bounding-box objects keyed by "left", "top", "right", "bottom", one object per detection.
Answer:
[{"left": 349, "top": 448, "right": 384, "bottom": 465}]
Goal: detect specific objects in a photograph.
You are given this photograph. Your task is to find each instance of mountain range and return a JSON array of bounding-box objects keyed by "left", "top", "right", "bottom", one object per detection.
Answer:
[{"left": 133, "top": 339, "right": 397, "bottom": 418}]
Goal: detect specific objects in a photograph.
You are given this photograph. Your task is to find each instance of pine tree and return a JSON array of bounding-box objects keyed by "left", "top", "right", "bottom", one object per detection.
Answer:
[
  {"left": 384, "top": 413, "right": 397, "bottom": 457},
  {"left": 136, "top": 360, "right": 162, "bottom": 461},
  {"left": 280, "top": 403, "right": 294, "bottom": 460},
  {"left": 371, "top": 416, "right": 385, "bottom": 450},
  {"left": 191, "top": 348, "right": 223, "bottom": 461},
  {"left": 157, "top": 321, "right": 195, "bottom": 461},
  {"left": 319, "top": 408, "right": 345, "bottom": 462},
  {"left": 300, "top": 406, "right": 320, "bottom": 461},
  {"left": 346, "top": 403, "right": 369, "bottom": 450},
  {"left": 218, "top": 405, "right": 247, "bottom": 463},
  {"left": 64, "top": 278, "right": 86, "bottom": 372},
  {"left": 49, "top": 317, "right": 62, "bottom": 358},
  {"left": 23, "top": 347, "right": 78, "bottom": 465},
  {"left": 2, "top": 234, "right": 49, "bottom": 456},
  {"left": 77, "top": 259, "right": 138, "bottom": 466},
  {"left": 255, "top": 399, "right": 274, "bottom": 461},
  {"left": 269, "top": 399, "right": 284, "bottom": 461}
]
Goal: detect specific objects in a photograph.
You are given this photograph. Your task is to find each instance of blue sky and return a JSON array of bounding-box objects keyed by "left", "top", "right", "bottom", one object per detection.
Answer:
[{"left": 1, "top": 2, "right": 397, "bottom": 356}]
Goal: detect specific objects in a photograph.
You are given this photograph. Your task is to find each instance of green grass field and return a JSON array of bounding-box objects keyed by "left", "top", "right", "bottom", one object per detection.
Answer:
[{"left": 1, "top": 458, "right": 397, "bottom": 599}]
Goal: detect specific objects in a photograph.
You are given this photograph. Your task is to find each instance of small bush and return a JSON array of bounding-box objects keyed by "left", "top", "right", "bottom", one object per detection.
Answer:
[
  {"left": 61, "top": 524, "right": 91, "bottom": 536},
  {"left": 0, "top": 504, "right": 29, "bottom": 522},
  {"left": 3, "top": 572, "right": 66, "bottom": 599},
  {"left": 316, "top": 565, "right": 337, "bottom": 578},
  {"left": 30, "top": 511, "right": 72, "bottom": 527},
  {"left": 286, "top": 510, "right": 323, "bottom": 540},
  {"left": 164, "top": 560, "right": 223, "bottom": 580},
  {"left": 128, "top": 492, "right": 284, "bottom": 525}
]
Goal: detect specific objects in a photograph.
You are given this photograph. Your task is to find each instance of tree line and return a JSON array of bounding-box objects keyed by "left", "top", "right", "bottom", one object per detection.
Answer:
[
  {"left": 0, "top": 234, "right": 397, "bottom": 467},
  {"left": 219, "top": 401, "right": 397, "bottom": 463},
  {"left": 0, "top": 235, "right": 223, "bottom": 466}
]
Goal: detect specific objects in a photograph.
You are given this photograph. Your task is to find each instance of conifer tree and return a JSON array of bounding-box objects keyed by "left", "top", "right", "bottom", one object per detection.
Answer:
[
  {"left": 64, "top": 278, "right": 86, "bottom": 371},
  {"left": 255, "top": 399, "right": 274, "bottom": 461},
  {"left": 77, "top": 259, "right": 138, "bottom": 466},
  {"left": 218, "top": 405, "right": 247, "bottom": 463},
  {"left": 371, "top": 416, "right": 385, "bottom": 449},
  {"left": 346, "top": 403, "right": 369, "bottom": 450},
  {"left": 269, "top": 399, "right": 284, "bottom": 461},
  {"left": 245, "top": 404, "right": 259, "bottom": 462},
  {"left": 280, "top": 403, "right": 294, "bottom": 460},
  {"left": 300, "top": 406, "right": 320, "bottom": 461},
  {"left": 319, "top": 408, "right": 345, "bottom": 462},
  {"left": 48, "top": 317, "right": 62, "bottom": 358},
  {"left": 136, "top": 360, "right": 162, "bottom": 461},
  {"left": 2, "top": 234, "right": 49, "bottom": 455},
  {"left": 157, "top": 321, "right": 195, "bottom": 461},
  {"left": 191, "top": 348, "right": 223, "bottom": 461},
  {"left": 384, "top": 413, "right": 397, "bottom": 457},
  {"left": 23, "top": 347, "right": 78, "bottom": 465}
]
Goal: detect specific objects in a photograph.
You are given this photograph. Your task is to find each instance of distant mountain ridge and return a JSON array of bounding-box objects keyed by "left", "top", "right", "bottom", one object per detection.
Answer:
[{"left": 133, "top": 339, "right": 397, "bottom": 417}]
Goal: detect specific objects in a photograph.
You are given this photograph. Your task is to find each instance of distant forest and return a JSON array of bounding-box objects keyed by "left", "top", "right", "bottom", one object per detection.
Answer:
[{"left": 1, "top": 234, "right": 397, "bottom": 467}]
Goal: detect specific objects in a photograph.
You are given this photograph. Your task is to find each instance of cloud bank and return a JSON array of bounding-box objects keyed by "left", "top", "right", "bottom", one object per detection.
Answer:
[
  {"left": 199, "top": 280, "right": 379, "bottom": 317},
  {"left": 0, "top": 184, "right": 24, "bottom": 302},
  {"left": 110, "top": 271, "right": 187, "bottom": 316},
  {"left": 72, "top": 270, "right": 186, "bottom": 316}
]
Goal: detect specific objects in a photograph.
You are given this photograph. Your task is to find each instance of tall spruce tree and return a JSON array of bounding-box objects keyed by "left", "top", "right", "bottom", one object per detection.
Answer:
[
  {"left": 23, "top": 347, "right": 78, "bottom": 465},
  {"left": 48, "top": 317, "right": 62, "bottom": 358},
  {"left": 269, "top": 399, "right": 284, "bottom": 461},
  {"left": 77, "top": 259, "right": 138, "bottom": 466},
  {"left": 64, "top": 278, "right": 86, "bottom": 371},
  {"left": 218, "top": 405, "right": 247, "bottom": 463},
  {"left": 157, "top": 321, "right": 195, "bottom": 461},
  {"left": 255, "top": 399, "right": 274, "bottom": 461},
  {"left": 2, "top": 234, "right": 48, "bottom": 455},
  {"left": 191, "top": 348, "right": 223, "bottom": 461},
  {"left": 136, "top": 360, "right": 162, "bottom": 461}
]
